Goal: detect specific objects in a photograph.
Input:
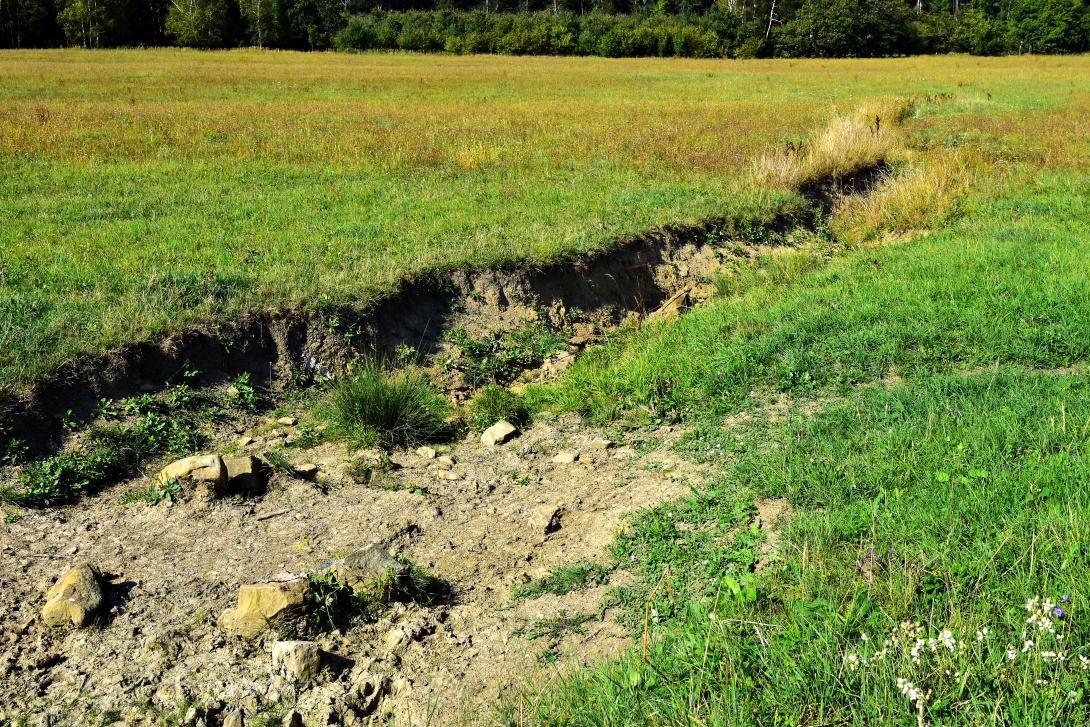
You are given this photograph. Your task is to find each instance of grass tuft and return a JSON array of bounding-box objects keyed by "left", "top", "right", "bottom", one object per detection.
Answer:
[
  {"left": 466, "top": 384, "right": 532, "bottom": 433},
  {"left": 755, "top": 98, "right": 911, "bottom": 193},
  {"left": 321, "top": 362, "right": 450, "bottom": 450},
  {"left": 512, "top": 562, "right": 612, "bottom": 601}
]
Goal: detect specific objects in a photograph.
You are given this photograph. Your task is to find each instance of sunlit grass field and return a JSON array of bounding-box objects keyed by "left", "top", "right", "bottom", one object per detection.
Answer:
[
  {"left": 510, "top": 55, "right": 1090, "bottom": 727},
  {"left": 2, "top": 49, "right": 1089, "bottom": 392}
]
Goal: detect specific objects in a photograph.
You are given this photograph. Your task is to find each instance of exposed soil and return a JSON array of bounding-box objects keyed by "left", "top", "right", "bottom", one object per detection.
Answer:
[{"left": 0, "top": 413, "right": 711, "bottom": 726}]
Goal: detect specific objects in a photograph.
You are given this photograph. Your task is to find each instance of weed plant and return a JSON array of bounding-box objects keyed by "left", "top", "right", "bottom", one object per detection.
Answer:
[
  {"left": 512, "top": 562, "right": 612, "bottom": 600},
  {"left": 446, "top": 321, "right": 564, "bottom": 387}
]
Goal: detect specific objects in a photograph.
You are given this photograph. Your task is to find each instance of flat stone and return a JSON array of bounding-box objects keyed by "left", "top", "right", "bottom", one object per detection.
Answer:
[
  {"left": 157, "top": 455, "right": 226, "bottom": 489},
  {"left": 588, "top": 438, "right": 613, "bottom": 450},
  {"left": 277, "top": 417, "right": 298, "bottom": 426},
  {"left": 41, "top": 563, "right": 103, "bottom": 628},
  {"left": 435, "top": 455, "right": 455, "bottom": 471},
  {"left": 481, "top": 420, "right": 517, "bottom": 446},
  {"left": 218, "top": 577, "right": 309, "bottom": 639},
  {"left": 415, "top": 446, "right": 437, "bottom": 459},
  {"left": 551, "top": 450, "right": 579, "bottom": 464},
  {"left": 238, "top": 436, "right": 255, "bottom": 448},
  {"left": 295, "top": 463, "right": 319, "bottom": 479},
  {"left": 272, "top": 640, "right": 322, "bottom": 683}
]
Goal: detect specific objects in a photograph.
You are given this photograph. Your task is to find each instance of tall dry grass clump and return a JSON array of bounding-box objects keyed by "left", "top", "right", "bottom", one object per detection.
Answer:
[
  {"left": 830, "top": 148, "right": 975, "bottom": 244},
  {"left": 755, "top": 98, "right": 913, "bottom": 192}
]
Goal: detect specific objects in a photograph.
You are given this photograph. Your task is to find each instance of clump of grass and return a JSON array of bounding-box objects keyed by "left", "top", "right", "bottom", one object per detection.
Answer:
[
  {"left": 466, "top": 384, "right": 532, "bottom": 432},
  {"left": 261, "top": 450, "right": 300, "bottom": 479},
  {"left": 120, "top": 477, "right": 182, "bottom": 506},
  {"left": 513, "top": 562, "right": 612, "bottom": 600},
  {"left": 297, "top": 559, "right": 447, "bottom": 634},
  {"left": 322, "top": 362, "right": 450, "bottom": 449},
  {"left": 831, "top": 148, "right": 973, "bottom": 244},
  {"left": 756, "top": 98, "right": 912, "bottom": 192}
]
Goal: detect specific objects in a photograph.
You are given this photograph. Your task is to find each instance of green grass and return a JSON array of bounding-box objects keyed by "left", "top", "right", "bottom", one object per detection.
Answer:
[
  {"left": 537, "top": 174, "right": 1090, "bottom": 423},
  {"left": 510, "top": 153, "right": 1090, "bottom": 722},
  {"left": 0, "top": 375, "right": 260, "bottom": 506}
]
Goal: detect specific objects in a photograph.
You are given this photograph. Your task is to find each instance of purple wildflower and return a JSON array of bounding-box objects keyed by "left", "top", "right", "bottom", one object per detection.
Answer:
[
  {"left": 1055, "top": 606, "right": 1064, "bottom": 618},
  {"left": 1062, "top": 594, "right": 1071, "bottom": 603}
]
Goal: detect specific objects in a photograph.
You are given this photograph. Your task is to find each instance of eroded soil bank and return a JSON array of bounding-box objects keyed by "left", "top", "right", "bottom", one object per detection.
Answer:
[{"left": 4, "top": 204, "right": 817, "bottom": 457}]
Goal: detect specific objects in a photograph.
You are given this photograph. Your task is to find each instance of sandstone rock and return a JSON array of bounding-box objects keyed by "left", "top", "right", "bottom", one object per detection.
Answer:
[
  {"left": 218, "top": 577, "right": 309, "bottom": 639},
  {"left": 238, "top": 436, "right": 255, "bottom": 448},
  {"left": 277, "top": 417, "right": 298, "bottom": 426},
  {"left": 282, "top": 711, "right": 303, "bottom": 727},
  {"left": 552, "top": 450, "right": 579, "bottom": 464},
  {"left": 415, "top": 446, "right": 437, "bottom": 459},
  {"left": 221, "top": 709, "right": 244, "bottom": 727},
  {"left": 383, "top": 628, "right": 407, "bottom": 650},
  {"left": 295, "top": 463, "right": 319, "bottom": 479},
  {"left": 334, "top": 545, "right": 406, "bottom": 593},
  {"left": 272, "top": 640, "right": 322, "bottom": 683},
  {"left": 222, "top": 455, "right": 266, "bottom": 492},
  {"left": 481, "top": 420, "right": 517, "bottom": 446},
  {"left": 528, "top": 505, "right": 563, "bottom": 537},
  {"left": 649, "top": 287, "right": 690, "bottom": 321},
  {"left": 41, "top": 563, "right": 103, "bottom": 628},
  {"left": 588, "top": 438, "right": 612, "bottom": 450},
  {"left": 435, "top": 455, "right": 455, "bottom": 470},
  {"left": 157, "top": 455, "right": 227, "bottom": 490}
]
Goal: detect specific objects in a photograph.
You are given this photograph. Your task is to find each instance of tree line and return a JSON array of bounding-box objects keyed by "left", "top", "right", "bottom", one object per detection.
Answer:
[{"left": 2, "top": 0, "right": 1087, "bottom": 56}]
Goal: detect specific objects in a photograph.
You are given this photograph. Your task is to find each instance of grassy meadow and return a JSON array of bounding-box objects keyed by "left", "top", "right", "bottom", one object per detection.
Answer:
[
  {"left": 4, "top": 48, "right": 1090, "bottom": 725},
  {"left": 508, "top": 55, "right": 1090, "bottom": 727},
  {"left": 1, "top": 50, "right": 1088, "bottom": 392}
]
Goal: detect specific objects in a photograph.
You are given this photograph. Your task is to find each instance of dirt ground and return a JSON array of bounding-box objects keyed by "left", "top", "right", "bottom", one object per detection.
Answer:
[{"left": 0, "top": 411, "right": 712, "bottom": 727}]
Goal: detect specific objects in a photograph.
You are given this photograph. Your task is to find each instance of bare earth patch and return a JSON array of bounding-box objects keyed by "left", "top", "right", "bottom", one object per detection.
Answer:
[{"left": 0, "top": 415, "right": 709, "bottom": 726}]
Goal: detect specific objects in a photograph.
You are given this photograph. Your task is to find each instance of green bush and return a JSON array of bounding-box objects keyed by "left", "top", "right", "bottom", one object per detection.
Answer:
[{"left": 323, "top": 362, "right": 450, "bottom": 449}]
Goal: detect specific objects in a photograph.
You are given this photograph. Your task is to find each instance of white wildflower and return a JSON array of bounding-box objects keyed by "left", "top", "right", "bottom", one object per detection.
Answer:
[{"left": 897, "top": 678, "right": 922, "bottom": 703}]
